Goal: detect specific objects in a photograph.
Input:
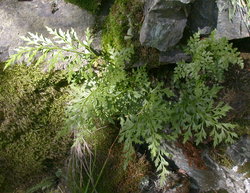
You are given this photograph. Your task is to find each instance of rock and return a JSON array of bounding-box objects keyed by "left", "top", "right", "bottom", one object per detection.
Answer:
[
  {"left": 227, "top": 135, "right": 250, "bottom": 165},
  {"left": 187, "top": 0, "right": 218, "bottom": 35},
  {"left": 188, "top": 0, "right": 250, "bottom": 39},
  {"left": 0, "top": 0, "right": 95, "bottom": 62},
  {"left": 140, "top": 173, "right": 190, "bottom": 193},
  {"left": 160, "top": 141, "right": 250, "bottom": 193},
  {"left": 140, "top": 0, "right": 194, "bottom": 52},
  {"left": 159, "top": 50, "right": 191, "bottom": 64}
]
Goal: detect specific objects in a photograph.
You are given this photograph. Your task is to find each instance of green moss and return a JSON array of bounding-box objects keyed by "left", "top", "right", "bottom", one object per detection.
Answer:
[
  {"left": 210, "top": 148, "right": 234, "bottom": 169},
  {"left": 102, "top": 0, "right": 143, "bottom": 51},
  {"left": 0, "top": 64, "right": 71, "bottom": 191},
  {"left": 238, "top": 161, "right": 250, "bottom": 178},
  {"left": 102, "top": 0, "right": 160, "bottom": 66}
]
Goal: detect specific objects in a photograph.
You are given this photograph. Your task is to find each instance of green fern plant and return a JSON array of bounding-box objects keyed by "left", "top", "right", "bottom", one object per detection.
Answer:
[
  {"left": 5, "top": 27, "right": 244, "bottom": 188},
  {"left": 172, "top": 32, "right": 243, "bottom": 147},
  {"left": 174, "top": 32, "right": 243, "bottom": 83},
  {"left": 5, "top": 27, "right": 98, "bottom": 82}
]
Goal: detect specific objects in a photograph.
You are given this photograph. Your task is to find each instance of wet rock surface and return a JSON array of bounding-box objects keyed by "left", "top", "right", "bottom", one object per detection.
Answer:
[
  {"left": 0, "top": 0, "right": 95, "bottom": 62},
  {"left": 159, "top": 50, "right": 191, "bottom": 64},
  {"left": 139, "top": 136, "right": 250, "bottom": 193},
  {"left": 139, "top": 0, "right": 194, "bottom": 52},
  {"left": 160, "top": 139, "right": 250, "bottom": 193},
  {"left": 140, "top": 0, "right": 250, "bottom": 54},
  {"left": 227, "top": 135, "right": 250, "bottom": 165},
  {"left": 188, "top": 0, "right": 250, "bottom": 39}
]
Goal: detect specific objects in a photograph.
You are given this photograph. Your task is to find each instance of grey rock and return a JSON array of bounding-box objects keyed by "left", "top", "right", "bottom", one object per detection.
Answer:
[
  {"left": 227, "top": 135, "right": 250, "bottom": 165},
  {"left": 159, "top": 50, "right": 191, "bottom": 64},
  {"left": 188, "top": 0, "right": 250, "bottom": 39},
  {"left": 187, "top": 0, "right": 218, "bottom": 35},
  {"left": 0, "top": 0, "right": 95, "bottom": 62},
  {"left": 216, "top": 0, "right": 250, "bottom": 39},
  {"left": 161, "top": 141, "right": 250, "bottom": 193},
  {"left": 140, "top": 0, "right": 193, "bottom": 52}
]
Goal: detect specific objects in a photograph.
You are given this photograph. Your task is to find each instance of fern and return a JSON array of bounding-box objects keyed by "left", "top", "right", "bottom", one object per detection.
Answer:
[
  {"left": 172, "top": 32, "right": 243, "bottom": 147},
  {"left": 5, "top": 28, "right": 244, "bottom": 188},
  {"left": 26, "top": 177, "right": 56, "bottom": 193},
  {"left": 119, "top": 84, "right": 174, "bottom": 185},
  {"left": 171, "top": 80, "right": 237, "bottom": 147},
  {"left": 174, "top": 32, "right": 243, "bottom": 83},
  {"left": 5, "top": 27, "right": 98, "bottom": 82}
]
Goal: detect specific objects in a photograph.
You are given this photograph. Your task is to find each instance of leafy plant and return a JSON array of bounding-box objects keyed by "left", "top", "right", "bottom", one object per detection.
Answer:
[
  {"left": 172, "top": 32, "right": 243, "bottom": 147},
  {"left": 4, "top": 27, "right": 244, "bottom": 188},
  {"left": 4, "top": 27, "right": 98, "bottom": 82}
]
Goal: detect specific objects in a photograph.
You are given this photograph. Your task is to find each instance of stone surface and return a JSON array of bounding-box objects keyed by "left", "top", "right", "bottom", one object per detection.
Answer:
[
  {"left": 140, "top": 0, "right": 193, "bottom": 52},
  {"left": 0, "top": 0, "right": 95, "bottom": 62},
  {"left": 227, "top": 135, "right": 250, "bottom": 165},
  {"left": 161, "top": 140, "right": 250, "bottom": 193},
  {"left": 188, "top": 0, "right": 250, "bottom": 39},
  {"left": 187, "top": 0, "right": 218, "bottom": 35},
  {"left": 159, "top": 50, "right": 191, "bottom": 64}
]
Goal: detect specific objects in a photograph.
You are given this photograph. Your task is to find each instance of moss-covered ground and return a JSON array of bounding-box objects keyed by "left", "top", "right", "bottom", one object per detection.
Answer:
[{"left": 0, "top": 63, "right": 71, "bottom": 192}]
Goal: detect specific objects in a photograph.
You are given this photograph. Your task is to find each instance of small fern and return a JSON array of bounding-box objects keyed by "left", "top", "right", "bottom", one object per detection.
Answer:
[
  {"left": 5, "top": 27, "right": 244, "bottom": 188},
  {"left": 174, "top": 32, "right": 243, "bottom": 83},
  {"left": 172, "top": 32, "right": 243, "bottom": 147},
  {"left": 5, "top": 27, "right": 98, "bottom": 82}
]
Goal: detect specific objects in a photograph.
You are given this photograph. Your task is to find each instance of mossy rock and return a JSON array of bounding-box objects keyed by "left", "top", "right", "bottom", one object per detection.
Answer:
[
  {"left": 238, "top": 161, "right": 250, "bottom": 178},
  {"left": 102, "top": 0, "right": 143, "bottom": 51},
  {"left": 101, "top": 0, "right": 160, "bottom": 67},
  {"left": 0, "top": 64, "right": 71, "bottom": 191}
]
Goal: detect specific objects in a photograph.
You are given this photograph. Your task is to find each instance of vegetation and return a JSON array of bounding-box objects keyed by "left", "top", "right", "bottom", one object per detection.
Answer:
[
  {"left": 0, "top": 64, "right": 70, "bottom": 191},
  {"left": 101, "top": 0, "right": 143, "bottom": 51},
  {"left": 172, "top": 32, "right": 243, "bottom": 147},
  {"left": 3, "top": 26, "right": 243, "bottom": 189},
  {"left": 238, "top": 161, "right": 250, "bottom": 178}
]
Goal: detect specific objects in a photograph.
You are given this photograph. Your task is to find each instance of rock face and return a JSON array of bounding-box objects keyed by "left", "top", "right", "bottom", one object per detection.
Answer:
[
  {"left": 188, "top": 0, "right": 250, "bottom": 39},
  {"left": 139, "top": 0, "right": 194, "bottom": 52},
  {"left": 140, "top": 0, "right": 250, "bottom": 54},
  {"left": 227, "top": 135, "right": 250, "bottom": 167},
  {"left": 160, "top": 137, "right": 250, "bottom": 193},
  {"left": 159, "top": 50, "right": 191, "bottom": 64},
  {"left": 0, "top": 0, "right": 95, "bottom": 62},
  {"left": 187, "top": 0, "right": 218, "bottom": 35}
]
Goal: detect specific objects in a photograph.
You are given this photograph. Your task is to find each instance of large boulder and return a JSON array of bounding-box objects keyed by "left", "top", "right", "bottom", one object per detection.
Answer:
[
  {"left": 188, "top": 0, "right": 250, "bottom": 39},
  {"left": 140, "top": 0, "right": 194, "bottom": 52},
  {"left": 0, "top": 0, "right": 95, "bottom": 62}
]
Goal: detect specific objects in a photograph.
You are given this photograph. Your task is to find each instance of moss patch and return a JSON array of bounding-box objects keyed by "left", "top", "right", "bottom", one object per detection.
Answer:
[
  {"left": 238, "top": 161, "right": 250, "bottom": 178},
  {"left": 0, "top": 64, "right": 71, "bottom": 191},
  {"left": 102, "top": 0, "right": 160, "bottom": 67},
  {"left": 101, "top": 0, "right": 143, "bottom": 51},
  {"left": 210, "top": 148, "right": 234, "bottom": 169}
]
